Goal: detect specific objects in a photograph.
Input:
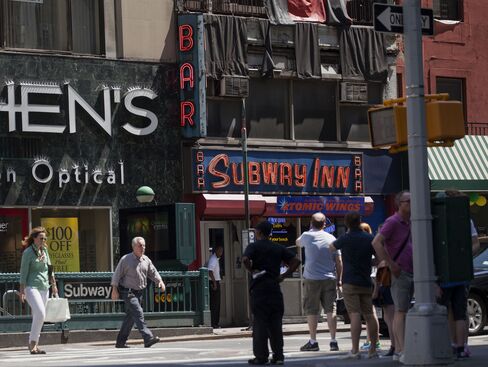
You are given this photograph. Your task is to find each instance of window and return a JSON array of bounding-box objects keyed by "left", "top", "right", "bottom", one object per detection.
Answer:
[
  {"left": 31, "top": 208, "right": 111, "bottom": 272},
  {"left": 247, "top": 78, "right": 289, "bottom": 139},
  {"left": 436, "top": 77, "right": 466, "bottom": 121},
  {"left": 2, "top": 0, "right": 104, "bottom": 54},
  {"left": 293, "top": 80, "right": 337, "bottom": 141},
  {"left": 433, "top": 0, "right": 463, "bottom": 21}
]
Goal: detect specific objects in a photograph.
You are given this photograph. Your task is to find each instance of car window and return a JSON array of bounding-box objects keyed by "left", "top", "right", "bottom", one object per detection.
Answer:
[{"left": 473, "top": 247, "right": 488, "bottom": 269}]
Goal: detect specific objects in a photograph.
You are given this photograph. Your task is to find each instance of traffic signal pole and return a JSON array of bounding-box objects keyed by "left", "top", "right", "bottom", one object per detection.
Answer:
[{"left": 402, "top": 1, "right": 452, "bottom": 365}]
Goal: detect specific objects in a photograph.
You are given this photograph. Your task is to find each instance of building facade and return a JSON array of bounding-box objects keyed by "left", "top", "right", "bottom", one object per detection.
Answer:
[
  {"left": 177, "top": 0, "right": 408, "bottom": 325},
  {"left": 396, "top": 0, "right": 488, "bottom": 239},
  {"left": 0, "top": 0, "right": 185, "bottom": 275}
]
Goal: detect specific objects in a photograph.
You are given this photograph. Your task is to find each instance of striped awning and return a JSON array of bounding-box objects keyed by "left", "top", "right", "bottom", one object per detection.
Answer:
[{"left": 428, "top": 135, "right": 488, "bottom": 191}]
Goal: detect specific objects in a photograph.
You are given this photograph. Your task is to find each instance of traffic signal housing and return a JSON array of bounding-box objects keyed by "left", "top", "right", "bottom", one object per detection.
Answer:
[{"left": 368, "top": 94, "right": 465, "bottom": 152}]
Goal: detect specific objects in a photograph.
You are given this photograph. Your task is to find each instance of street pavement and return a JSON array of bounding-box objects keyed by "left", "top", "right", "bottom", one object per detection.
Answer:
[{"left": 1, "top": 323, "right": 488, "bottom": 366}]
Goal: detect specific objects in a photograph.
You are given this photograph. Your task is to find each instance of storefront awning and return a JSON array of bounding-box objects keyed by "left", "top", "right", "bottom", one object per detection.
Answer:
[
  {"left": 428, "top": 135, "right": 488, "bottom": 191},
  {"left": 196, "top": 194, "right": 374, "bottom": 218}
]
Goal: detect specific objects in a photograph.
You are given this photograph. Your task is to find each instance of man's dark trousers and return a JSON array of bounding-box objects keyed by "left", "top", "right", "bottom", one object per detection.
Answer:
[
  {"left": 210, "top": 281, "right": 221, "bottom": 328},
  {"left": 116, "top": 288, "right": 153, "bottom": 345},
  {"left": 250, "top": 282, "right": 284, "bottom": 362}
]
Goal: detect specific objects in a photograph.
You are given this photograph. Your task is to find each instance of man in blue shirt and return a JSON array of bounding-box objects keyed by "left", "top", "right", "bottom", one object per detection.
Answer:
[{"left": 330, "top": 211, "right": 379, "bottom": 359}]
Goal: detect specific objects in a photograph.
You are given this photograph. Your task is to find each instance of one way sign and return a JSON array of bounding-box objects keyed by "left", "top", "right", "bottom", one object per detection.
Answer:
[{"left": 374, "top": 3, "right": 434, "bottom": 35}]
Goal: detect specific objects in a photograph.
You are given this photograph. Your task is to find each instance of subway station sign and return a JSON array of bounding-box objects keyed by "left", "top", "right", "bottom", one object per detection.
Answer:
[{"left": 192, "top": 148, "right": 363, "bottom": 194}]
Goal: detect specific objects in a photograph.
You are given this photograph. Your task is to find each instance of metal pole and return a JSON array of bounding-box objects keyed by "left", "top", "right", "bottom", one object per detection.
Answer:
[
  {"left": 241, "top": 99, "right": 250, "bottom": 230},
  {"left": 402, "top": 1, "right": 452, "bottom": 365}
]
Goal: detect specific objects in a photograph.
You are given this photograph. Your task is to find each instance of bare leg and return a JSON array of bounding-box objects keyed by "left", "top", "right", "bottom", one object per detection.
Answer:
[
  {"left": 307, "top": 314, "right": 319, "bottom": 340},
  {"left": 326, "top": 312, "right": 337, "bottom": 340},
  {"left": 393, "top": 311, "right": 406, "bottom": 353},
  {"left": 383, "top": 304, "right": 395, "bottom": 348},
  {"left": 365, "top": 313, "right": 379, "bottom": 354},
  {"left": 349, "top": 313, "right": 362, "bottom": 354}
]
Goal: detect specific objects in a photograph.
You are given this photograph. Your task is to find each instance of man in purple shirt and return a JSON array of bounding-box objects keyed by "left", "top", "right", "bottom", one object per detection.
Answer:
[{"left": 372, "top": 191, "right": 412, "bottom": 363}]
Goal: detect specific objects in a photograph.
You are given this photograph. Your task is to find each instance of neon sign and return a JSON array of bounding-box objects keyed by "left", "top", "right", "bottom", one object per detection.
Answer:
[
  {"left": 178, "top": 14, "right": 206, "bottom": 138},
  {"left": 192, "top": 148, "right": 363, "bottom": 195}
]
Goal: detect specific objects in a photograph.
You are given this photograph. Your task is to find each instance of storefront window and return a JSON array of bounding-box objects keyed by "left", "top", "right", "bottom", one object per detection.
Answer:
[
  {"left": 31, "top": 208, "right": 111, "bottom": 272},
  {"left": 0, "top": 209, "right": 28, "bottom": 273},
  {"left": 3, "top": 0, "right": 103, "bottom": 55}
]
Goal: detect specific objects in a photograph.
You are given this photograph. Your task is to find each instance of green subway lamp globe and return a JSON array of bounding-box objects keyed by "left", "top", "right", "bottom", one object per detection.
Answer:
[{"left": 136, "top": 186, "right": 155, "bottom": 203}]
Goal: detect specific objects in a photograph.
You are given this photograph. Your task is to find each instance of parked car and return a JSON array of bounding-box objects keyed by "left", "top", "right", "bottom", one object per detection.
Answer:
[{"left": 469, "top": 245, "right": 488, "bottom": 335}]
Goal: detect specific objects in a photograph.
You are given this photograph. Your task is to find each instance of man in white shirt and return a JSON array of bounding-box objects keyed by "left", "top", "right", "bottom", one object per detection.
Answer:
[
  {"left": 296, "top": 212, "right": 342, "bottom": 352},
  {"left": 208, "top": 245, "right": 224, "bottom": 328}
]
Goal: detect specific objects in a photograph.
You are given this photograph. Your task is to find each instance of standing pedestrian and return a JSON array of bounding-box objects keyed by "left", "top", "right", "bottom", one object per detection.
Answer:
[
  {"left": 358, "top": 222, "right": 382, "bottom": 353},
  {"left": 208, "top": 244, "right": 223, "bottom": 328},
  {"left": 372, "top": 190, "right": 413, "bottom": 363},
  {"left": 330, "top": 212, "right": 379, "bottom": 359},
  {"left": 242, "top": 221, "right": 300, "bottom": 365},
  {"left": 296, "top": 212, "right": 342, "bottom": 352},
  {"left": 19, "top": 227, "right": 58, "bottom": 354},
  {"left": 111, "top": 236, "right": 165, "bottom": 348}
]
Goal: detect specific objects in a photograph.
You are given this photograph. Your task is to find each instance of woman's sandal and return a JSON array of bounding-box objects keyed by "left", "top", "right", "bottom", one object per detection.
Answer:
[{"left": 30, "top": 348, "right": 46, "bottom": 354}]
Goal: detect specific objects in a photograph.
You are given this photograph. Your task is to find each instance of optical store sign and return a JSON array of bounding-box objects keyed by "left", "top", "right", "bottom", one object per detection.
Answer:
[
  {"left": 0, "top": 158, "right": 125, "bottom": 188},
  {"left": 0, "top": 82, "right": 158, "bottom": 136},
  {"left": 41, "top": 217, "right": 80, "bottom": 272}
]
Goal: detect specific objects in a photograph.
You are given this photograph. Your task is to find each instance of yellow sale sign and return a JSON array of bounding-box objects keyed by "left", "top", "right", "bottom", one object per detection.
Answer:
[{"left": 41, "top": 217, "right": 80, "bottom": 272}]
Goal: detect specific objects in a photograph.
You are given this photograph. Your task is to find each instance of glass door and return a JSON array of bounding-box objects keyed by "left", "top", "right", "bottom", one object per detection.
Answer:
[{"left": 200, "top": 221, "right": 231, "bottom": 326}]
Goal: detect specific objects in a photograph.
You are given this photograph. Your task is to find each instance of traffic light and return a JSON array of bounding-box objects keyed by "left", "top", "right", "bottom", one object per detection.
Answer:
[{"left": 367, "top": 94, "right": 465, "bottom": 152}]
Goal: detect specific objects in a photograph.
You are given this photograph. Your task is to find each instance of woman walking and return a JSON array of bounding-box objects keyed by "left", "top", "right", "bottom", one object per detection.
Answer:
[{"left": 19, "top": 227, "right": 57, "bottom": 354}]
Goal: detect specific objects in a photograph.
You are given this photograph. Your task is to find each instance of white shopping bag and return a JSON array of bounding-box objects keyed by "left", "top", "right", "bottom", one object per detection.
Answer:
[{"left": 45, "top": 297, "right": 71, "bottom": 323}]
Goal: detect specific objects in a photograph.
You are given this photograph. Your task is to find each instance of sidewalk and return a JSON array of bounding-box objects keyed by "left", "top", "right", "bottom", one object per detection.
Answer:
[{"left": 0, "top": 320, "right": 351, "bottom": 349}]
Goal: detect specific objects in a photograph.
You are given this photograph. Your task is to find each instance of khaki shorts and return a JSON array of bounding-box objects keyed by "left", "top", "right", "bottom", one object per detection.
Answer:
[
  {"left": 342, "top": 284, "right": 374, "bottom": 315},
  {"left": 302, "top": 279, "right": 337, "bottom": 315}
]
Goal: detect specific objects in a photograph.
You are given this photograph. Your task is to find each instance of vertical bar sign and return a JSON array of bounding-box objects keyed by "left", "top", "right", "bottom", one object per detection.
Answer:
[
  {"left": 41, "top": 217, "right": 80, "bottom": 272},
  {"left": 178, "top": 14, "right": 206, "bottom": 138}
]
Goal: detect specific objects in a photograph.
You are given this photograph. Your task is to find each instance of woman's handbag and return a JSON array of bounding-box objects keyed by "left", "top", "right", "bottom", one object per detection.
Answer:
[{"left": 45, "top": 297, "right": 71, "bottom": 323}]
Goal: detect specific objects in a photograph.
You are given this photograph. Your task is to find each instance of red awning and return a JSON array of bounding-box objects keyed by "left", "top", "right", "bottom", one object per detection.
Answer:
[{"left": 196, "top": 194, "right": 267, "bottom": 218}]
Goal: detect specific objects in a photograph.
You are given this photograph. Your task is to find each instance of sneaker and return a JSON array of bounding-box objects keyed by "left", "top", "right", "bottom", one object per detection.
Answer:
[
  {"left": 464, "top": 344, "right": 471, "bottom": 357},
  {"left": 300, "top": 341, "right": 319, "bottom": 351},
  {"left": 399, "top": 353, "right": 406, "bottom": 364},
  {"left": 360, "top": 341, "right": 381, "bottom": 351},
  {"left": 144, "top": 336, "right": 160, "bottom": 348},
  {"left": 383, "top": 346, "right": 395, "bottom": 357},
  {"left": 393, "top": 352, "right": 402, "bottom": 361},
  {"left": 360, "top": 341, "right": 371, "bottom": 351},
  {"left": 341, "top": 351, "right": 361, "bottom": 360},
  {"left": 457, "top": 351, "right": 469, "bottom": 359},
  {"left": 330, "top": 341, "right": 339, "bottom": 351}
]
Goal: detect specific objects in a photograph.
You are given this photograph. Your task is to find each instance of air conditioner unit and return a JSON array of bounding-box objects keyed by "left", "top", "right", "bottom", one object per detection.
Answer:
[
  {"left": 340, "top": 82, "right": 368, "bottom": 103},
  {"left": 219, "top": 76, "right": 249, "bottom": 98}
]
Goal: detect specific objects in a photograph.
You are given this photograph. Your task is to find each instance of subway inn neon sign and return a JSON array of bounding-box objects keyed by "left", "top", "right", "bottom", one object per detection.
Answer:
[
  {"left": 178, "top": 14, "right": 207, "bottom": 138},
  {"left": 192, "top": 148, "right": 363, "bottom": 194}
]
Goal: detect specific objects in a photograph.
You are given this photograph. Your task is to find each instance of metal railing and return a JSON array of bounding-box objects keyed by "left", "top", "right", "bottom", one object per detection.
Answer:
[
  {"left": 0, "top": 269, "right": 209, "bottom": 332},
  {"left": 348, "top": 0, "right": 396, "bottom": 25},
  {"left": 178, "top": 0, "right": 266, "bottom": 17},
  {"left": 466, "top": 122, "right": 488, "bottom": 136}
]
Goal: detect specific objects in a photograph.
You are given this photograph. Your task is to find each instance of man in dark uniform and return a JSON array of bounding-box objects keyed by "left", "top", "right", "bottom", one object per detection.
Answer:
[{"left": 242, "top": 221, "right": 300, "bottom": 365}]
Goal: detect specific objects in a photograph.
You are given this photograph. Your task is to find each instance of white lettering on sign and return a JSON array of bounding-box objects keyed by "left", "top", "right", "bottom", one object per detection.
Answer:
[
  {"left": 64, "top": 283, "right": 112, "bottom": 299},
  {"left": 0, "top": 82, "right": 158, "bottom": 136}
]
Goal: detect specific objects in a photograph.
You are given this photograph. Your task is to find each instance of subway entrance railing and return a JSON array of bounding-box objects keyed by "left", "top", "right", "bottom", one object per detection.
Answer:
[{"left": 0, "top": 269, "right": 210, "bottom": 333}]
